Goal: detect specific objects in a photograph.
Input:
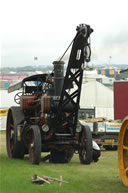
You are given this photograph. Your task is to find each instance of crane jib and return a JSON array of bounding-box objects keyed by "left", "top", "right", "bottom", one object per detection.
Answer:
[{"left": 56, "top": 24, "right": 93, "bottom": 134}]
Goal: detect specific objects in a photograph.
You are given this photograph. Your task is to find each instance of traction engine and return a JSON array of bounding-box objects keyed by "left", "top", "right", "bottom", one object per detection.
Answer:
[
  {"left": 6, "top": 24, "right": 93, "bottom": 164},
  {"left": 118, "top": 116, "right": 128, "bottom": 186}
]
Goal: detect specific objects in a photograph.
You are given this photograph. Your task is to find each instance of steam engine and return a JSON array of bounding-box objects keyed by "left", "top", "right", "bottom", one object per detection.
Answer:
[{"left": 6, "top": 24, "right": 93, "bottom": 164}]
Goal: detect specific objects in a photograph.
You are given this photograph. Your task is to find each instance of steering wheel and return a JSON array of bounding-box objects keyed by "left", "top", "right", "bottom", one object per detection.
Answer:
[{"left": 14, "top": 92, "right": 23, "bottom": 104}]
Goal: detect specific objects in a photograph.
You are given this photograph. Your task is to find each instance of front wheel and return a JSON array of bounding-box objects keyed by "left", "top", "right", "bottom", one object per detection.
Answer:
[
  {"left": 79, "top": 125, "right": 93, "bottom": 164},
  {"left": 28, "top": 125, "right": 41, "bottom": 164}
]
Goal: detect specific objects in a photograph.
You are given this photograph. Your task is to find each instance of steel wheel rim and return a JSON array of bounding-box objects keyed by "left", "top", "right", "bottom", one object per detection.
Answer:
[
  {"left": 6, "top": 112, "right": 15, "bottom": 157},
  {"left": 79, "top": 132, "right": 87, "bottom": 162},
  {"left": 118, "top": 116, "right": 128, "bottom": 186},
  {"left": 29, "top": 131, "right": 35, "bottom": 163},
  {"left": 28, "top": 126, "right": 41, "bottom": 164}
]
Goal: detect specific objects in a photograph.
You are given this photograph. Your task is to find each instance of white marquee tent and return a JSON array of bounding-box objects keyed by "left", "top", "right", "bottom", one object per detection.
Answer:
[{"left": 79, "top": 81, "right": 114, "bottom": 120}]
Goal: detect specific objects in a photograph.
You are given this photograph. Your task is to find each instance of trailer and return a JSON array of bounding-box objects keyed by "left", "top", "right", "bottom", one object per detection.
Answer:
[{"left": 80, "top": 118, "right": 122, "bottom": 150}]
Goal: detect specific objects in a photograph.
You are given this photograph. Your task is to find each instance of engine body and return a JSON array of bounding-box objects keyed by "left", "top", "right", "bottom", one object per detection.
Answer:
[{"left": 6, "top": 24, "right": 94, "bottom": 164}]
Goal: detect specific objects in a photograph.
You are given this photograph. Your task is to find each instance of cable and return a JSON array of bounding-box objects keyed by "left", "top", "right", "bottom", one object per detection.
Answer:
[{"left": 58, "top": 38, "right": 74, "bottom": 62}]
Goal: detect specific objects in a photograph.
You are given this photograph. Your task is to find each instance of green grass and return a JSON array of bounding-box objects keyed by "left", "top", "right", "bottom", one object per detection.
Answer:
[{"left": 0, "top": 133, "right": 128, "bottom": 193}]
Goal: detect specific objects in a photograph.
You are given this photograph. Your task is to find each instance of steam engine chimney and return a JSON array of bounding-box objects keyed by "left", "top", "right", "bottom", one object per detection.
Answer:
[{"left": 53, "top": 61, "right": 65, "bottom": 96}]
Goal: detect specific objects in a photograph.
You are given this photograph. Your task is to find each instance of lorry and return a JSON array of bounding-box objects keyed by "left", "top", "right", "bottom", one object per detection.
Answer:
[{"left": 6, "top": 24, "right": 94, "bottom": 165}]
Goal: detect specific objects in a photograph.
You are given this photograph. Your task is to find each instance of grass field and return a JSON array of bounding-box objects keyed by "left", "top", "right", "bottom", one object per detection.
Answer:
[{"left": 0, "top": 131, "right": 127, "bottom": 193}]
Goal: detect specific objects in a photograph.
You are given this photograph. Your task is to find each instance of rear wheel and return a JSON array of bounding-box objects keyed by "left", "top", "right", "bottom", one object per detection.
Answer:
[
  {"left": 6, "top": 107, "right": 25, "bottom": 158},
  {"left": 28, "top": 125, "right": 41, "bottom": 164},
  {"left": 79, "top": 125, "right": 93, "bottom": 164},
  {"left": 118, "top": 116, "right": 128, "bottom": 186}
]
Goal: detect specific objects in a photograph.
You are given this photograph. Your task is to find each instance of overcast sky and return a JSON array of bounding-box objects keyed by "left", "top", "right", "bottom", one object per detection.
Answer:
[{"left": 1, "top": 0, "right": 128, "bottom": 68}]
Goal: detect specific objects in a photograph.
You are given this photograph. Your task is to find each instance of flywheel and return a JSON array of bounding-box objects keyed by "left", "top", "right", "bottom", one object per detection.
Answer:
[{"left": 118, "top": 116, "right": 128, "bottom": 186}]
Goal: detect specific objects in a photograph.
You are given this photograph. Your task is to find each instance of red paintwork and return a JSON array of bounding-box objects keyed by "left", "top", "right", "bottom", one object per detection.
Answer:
[{"left": 114, "top": 81, "right": 128, "bottom": 120}]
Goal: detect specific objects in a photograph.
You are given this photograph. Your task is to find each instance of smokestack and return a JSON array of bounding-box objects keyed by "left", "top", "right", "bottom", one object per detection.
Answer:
[{"left": 53, "top": 61, "right": 65, "bottom": 96}]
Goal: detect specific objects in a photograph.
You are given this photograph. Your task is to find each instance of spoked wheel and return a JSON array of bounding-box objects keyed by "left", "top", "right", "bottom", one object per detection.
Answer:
[
  {"left": 14, "top": 92, "right": 23, "bottom": 104},
  {"left": 28, "top": 125, "right": 41, "bottom": 164},
  {"left": 118, "top": 116, "right": 128, "bottom": 186},
  {"left": 6, "top": 107, "right": 25, "bottom": 158},
  {"left": 79, "top": 125, "right": 93, "bottom": 164}
]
